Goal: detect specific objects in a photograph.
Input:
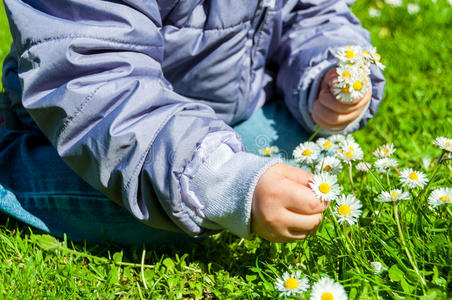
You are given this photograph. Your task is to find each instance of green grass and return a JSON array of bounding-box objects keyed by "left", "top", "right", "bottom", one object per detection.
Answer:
[{"left": 1, "top": 0, "right": 451, "bottom": 298}]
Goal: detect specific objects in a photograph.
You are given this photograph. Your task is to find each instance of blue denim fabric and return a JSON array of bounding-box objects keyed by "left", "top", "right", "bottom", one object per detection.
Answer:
[{"left": 0, "top": 100, "right": 308, "bottom": 245}]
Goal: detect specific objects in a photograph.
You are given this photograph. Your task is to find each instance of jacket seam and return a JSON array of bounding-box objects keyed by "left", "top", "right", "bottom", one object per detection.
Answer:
[{"left": 17, "top": 34, "right": 163, "bottom": 56}]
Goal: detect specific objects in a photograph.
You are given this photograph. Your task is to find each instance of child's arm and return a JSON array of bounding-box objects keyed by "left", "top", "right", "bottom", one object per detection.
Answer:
[
  {"left": 272, "top": 0, "right": 385, "bottom": 135},
  {"left": 4, "top": 0, "right": 279, "bottom": 238}
]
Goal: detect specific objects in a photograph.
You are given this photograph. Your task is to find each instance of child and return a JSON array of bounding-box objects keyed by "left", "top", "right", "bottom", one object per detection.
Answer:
[{"left": 0, "top": 0, "right": 384, "bottom": 245}]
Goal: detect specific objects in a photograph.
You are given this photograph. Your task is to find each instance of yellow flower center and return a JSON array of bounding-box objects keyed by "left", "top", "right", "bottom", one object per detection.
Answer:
[
  {"left": 324, "top": 141, "right": 332, "bottom": 148},
  {"left": 348, "top": 146, "right": 355, "bottom": 151},
  {"left": 302, "top": 149, "right": 312, "bottom": 156},
  {"left": 324, "top": 165, "right": 332, "bottom": 172},
  {"left": 345, "top": 50, "right": 355, "bottom": 58},
  {"left": 390, "top": 191, "right": 398, "bottom": 199},
  {"left": 346, "top": 151, "right": 354, "bottom": 159},
  {"left": 353, "top": 80, "right": 363, "bottom": 91},
  {"left": 446, "top": 142, "right": 451, "bottom": 146},
  {"left": 319, "top": 183, "right": 331, "bottom": 194},
  {"left": 364, "top": 77, "right": 369, "bottom": 83},
  {"left": 321, "top": 292, "right": 335, "bottom": 300},
  {"left": 341, "top": 71, "right": 351, "bottom": 78},
  {"left": 339, "top": 149, "right": 344, "bottom": 154},
  {"left": 439, "top": 195, "right": 450, "bottom": 202},
  {"left": 284, "top": 278, "right": 299, "bottom": 290},
  {"left": 409, "top": 172, "right": 418, "bottom": 180},
  {"left": 382, "top": 148, "right": 389, "bottom": 154},
  {"left": 264, "top": 148, "right": 271, "bottom": 154},
  {"left": 375, "top": 53, "right": 381, "bottom": 61},
  {"left": 363, "top": 51, "right": 369, "bottom": 55},
  {"left": 342, "top": 85, "right": 350, "bottom": 94},
  {"left": 338, "top": 204, "right": 351, "bottom": 216}
]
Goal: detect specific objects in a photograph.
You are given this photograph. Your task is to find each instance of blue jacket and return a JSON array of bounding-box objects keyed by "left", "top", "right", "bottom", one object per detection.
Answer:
[{"left": 2, "top": 0, "right": 385, "bottom": 237}]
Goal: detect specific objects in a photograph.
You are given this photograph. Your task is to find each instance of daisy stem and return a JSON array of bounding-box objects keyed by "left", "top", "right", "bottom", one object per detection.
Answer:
[
  {"left": 446, "top": 206, "right": 452, "bottom": 219},
  {"left": 348, "top": 163, "right": 355, "bottom": 196},
  {"left": 393, "top": 202, "right": 427, "bottom": 288},
  {"left": 385, "top": 172, "right": 391, "bottom": 188},
  {"left": 367, "top": 168, "right": 385, "bottom": 190},
  {"left": 308, "top": 125, "right": 322, "bottom": 142}
]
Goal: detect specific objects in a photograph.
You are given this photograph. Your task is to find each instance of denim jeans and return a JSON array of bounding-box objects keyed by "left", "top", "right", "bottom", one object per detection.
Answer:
[{"left": 0, "top": 100, "right": 309, "bottom": 245}]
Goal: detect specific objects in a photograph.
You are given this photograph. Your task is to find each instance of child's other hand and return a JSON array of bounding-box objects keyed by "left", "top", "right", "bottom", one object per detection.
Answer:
[
  {"left": 312, "top": 67, "right": 371, "bottom": 130},
  {"left": 251, "top": 163, "right": 328, "bottom": 242}
]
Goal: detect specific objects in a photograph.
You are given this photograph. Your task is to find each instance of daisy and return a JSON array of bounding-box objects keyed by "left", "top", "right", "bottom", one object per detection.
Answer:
[
  {"left": 293, "top": 142, "right": 321, "bottom": 165},
  {"left": 356, "top": 162, "right": 371, "bottom": 172},
  {"left": 337, "top": 140, "right": 364, "bottom": 162},
  {"left": 315, "top": 156, "right": 343, "bottom": 175},
  {"left": 399, "top": 168, "right": 429, "bottom": 189},
  {"left": 316, "top": 137, "right": 337, "bottom": 152},
  {"left": 428, "top": 187, "right": 452, "bottom": 208},
  {"left": 373, "top": 143, "right": 396, "bottom": 158},
  {"left": 335, "top": 45, "right": 364, "bottom": 66},
  {"left": 370, "top": 262, "right": 384, "bottom": 275},
  {"left": 364, "top": 47, "right": 386, "bottom": 70},
  {"left": 433, "top": 137, "right": 452, "bottom": 152},
  {"left": 377, "top": 189, "right": 410, "bottom": 202},
  {"left": 258, "top": 146, "right": 279, "bottom": 157},
  {"left": 309, "top": 173, "right": 341, "bottom": 202},
  {"left": 333, "top": 82, "right": 355, "bottom": 103},
  {"left": 407, "top": 3, "right": 420, "bottom": 14},
  {"left": 330, "top": 134, "right": 347, "bottom": 145},
  {"left": 368, "top": 7, "right": 381, "bottom": 17},
  {"left": 349, "top": 75, "right": 370, "bottom": 100},
  {"left": 275, "top": 271, "right": 310, "bottom": 297},
  {"left": 310, "top": 277, "right": 347, "bottom": 300},
  {"left": 374, "top": 158, "right": 398, "bottom": 173},
  {"left": 334, "top": 194, "right": 362, "bottom": 225},
  {"left": 385, "top": 0, "right": 403, "bottom": 7}
]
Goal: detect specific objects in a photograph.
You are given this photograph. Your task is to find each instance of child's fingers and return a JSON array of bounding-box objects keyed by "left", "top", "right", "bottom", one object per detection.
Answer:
[
  {"left": 312, "top": 101, "right": 362, "bottom": 130},
  {"left": 281, "top": 163, "right": 314, "bottom": 186},
  {"left": 317, "top": 90, "right": 370, "bottom": 114},
  {"left": 281, "top": 180, "right": 328, "bottom": 214},
  {"left": 320, "top": 68, "right": 338, "bottom": 91},
  {"left": 284, "top": 211, "right": 323, "bottom": 234}
]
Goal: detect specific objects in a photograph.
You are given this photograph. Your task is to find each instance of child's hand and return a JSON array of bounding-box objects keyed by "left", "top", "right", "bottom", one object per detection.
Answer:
[
  {"left": 251, "top": 163, "right": 328, "bottom": 242},
  {"left": 312, "top": 68, "right": 372, "bottom": 130}
]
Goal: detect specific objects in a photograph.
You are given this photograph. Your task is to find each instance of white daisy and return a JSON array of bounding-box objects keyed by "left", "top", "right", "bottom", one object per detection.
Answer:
[
  {"left": 377, "top": 189, "right": 410, "bottom": 202},
  {"left": 385, "top": 0, "right": 403, "bottom": 7},
  {"left": 309, "top": 173, "right": 341, "bottom": 202},
  {"left": 356, "top": 162, "right": 372, "bottom": 172},
  {"left": 293, "top": 142, "right": 321, "bottom": 165},
  {"left": 310, "top": 277, "right": 347, "bottom": 300},
  {"left": 335, "top": 45, "right": 364, "bottom": 66},
  {"left": 258, "top": 146, "right": 279, "bottom": 157},
  {"left": 316, "top": 137, "right": 337, "bottom": 152},
  {"left": 334, "top": 194, "right": 362, "bottom": 225},
  {"left": 337, "top": 140, "right": 364, "bottom": 162},
  {"left": 399, "top": 168, "right": 429, "bottom": 189},
  {"left": 330, "top": 134, "right": 347, "bottom": 145},
  {"left": 364, "top": 47, "right": 386, "bottom": 70},
  {"left": 370, "top": 262, "right": 384, "bottom": 275},
  {"left": 428, "top": 187, "right": 452, "bottom": 208},
  {"left": 373, "top": 143, "right": 396, "bottom": 158},
  {"left": 374, "top": 158, "right": 398, "bottom": 173},
  {"left": 433, "top": 137, "right": 452, "bottom": 152},
  {"left": 407, "top": 3, "right": 420, "bottom": 14},
  {"left": 315, "top": 156, "right": 343, "bottom": 175},
  {"left": 368, "top": 7, "right": 381, "bottom": 17},
  {"left": 333, "top": 82, "right": 355, "bottom": 103},
  {"left": 275, "top": 271, "right": 310, "bottom": 297},
  {"left": 422, "top": 157, "right": 432, "bottom": 171}
]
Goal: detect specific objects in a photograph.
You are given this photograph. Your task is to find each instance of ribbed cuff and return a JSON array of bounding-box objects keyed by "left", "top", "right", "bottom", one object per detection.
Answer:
[{"left": 191, "top": 152, "right": 282, "bottom": 238}]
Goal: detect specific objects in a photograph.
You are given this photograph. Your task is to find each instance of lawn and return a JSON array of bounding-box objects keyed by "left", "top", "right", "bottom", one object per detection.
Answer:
[{"left": 1, "top": 0, "right": 451, "bottom": 299}]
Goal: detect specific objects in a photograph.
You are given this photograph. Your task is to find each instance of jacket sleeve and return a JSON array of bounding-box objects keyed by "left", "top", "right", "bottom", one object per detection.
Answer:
[
  {"left": 4, "top": 0, "right": 279, "bottom": 237},
  {"left": 273, "top": 0, "right": 385, "bottom": 135}
]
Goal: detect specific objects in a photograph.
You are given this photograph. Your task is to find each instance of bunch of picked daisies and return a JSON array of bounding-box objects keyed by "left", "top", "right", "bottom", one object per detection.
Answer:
[{"left": 333, "top": 45, "right": 385, "bottom": 103}]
